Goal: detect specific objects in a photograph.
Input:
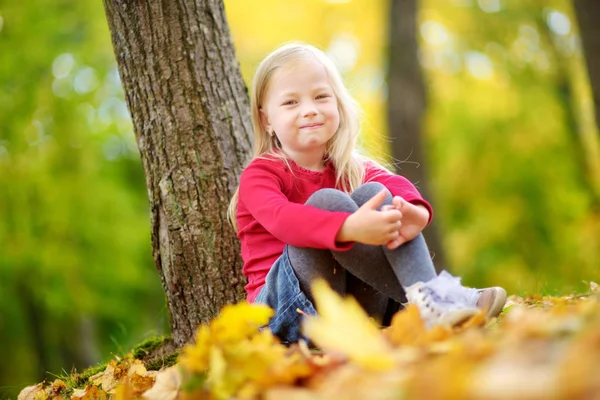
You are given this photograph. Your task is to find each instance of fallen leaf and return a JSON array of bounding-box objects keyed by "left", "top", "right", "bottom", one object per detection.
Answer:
[
  {"left": 71, "top": 385, "right": 108, "bottom": 400},
  {"left": 142, "top": 366, "right": 181, "bottom": 400},
  {"left": 17, "top": 383, "right": 44, "bottom": 400},
  {"left": 302, "top": 280, "right": 395, "bottom": 371}
]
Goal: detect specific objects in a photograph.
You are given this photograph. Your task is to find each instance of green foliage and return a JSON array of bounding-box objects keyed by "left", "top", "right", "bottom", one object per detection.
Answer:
[
  {"left": 418, "top": 0, "right": 600, "bottom": 295},
  {"left": 0, "top": 0, "right": 165, "bottom": 397},
  {"left": 3, "top": 0, "right": 600, "bottom": 398}
]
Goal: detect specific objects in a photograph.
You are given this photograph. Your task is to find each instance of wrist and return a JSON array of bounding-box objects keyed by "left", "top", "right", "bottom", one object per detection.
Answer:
[
  {"left": 336, "top": 214, "right": 355, "bottom": 243},
  {"left": 415, "top": 205, "right": 429, "bottom": 228}
]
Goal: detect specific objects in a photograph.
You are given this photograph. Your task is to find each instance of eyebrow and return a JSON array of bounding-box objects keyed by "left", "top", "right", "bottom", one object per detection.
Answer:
[{"left": 278, "top": 86, "right": 332, "bottom": 97}]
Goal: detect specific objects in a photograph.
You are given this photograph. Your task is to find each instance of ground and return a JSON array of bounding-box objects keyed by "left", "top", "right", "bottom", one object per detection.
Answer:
[{"left": 18, "top": 282, "right": 600, "bottom": 400}]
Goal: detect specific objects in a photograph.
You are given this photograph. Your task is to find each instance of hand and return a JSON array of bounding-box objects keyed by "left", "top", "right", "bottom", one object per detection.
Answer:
[
  {"left": 336, "top": 189, "right": 403, "bottom": 245},
  {"left": 382, "top": 196, "right": 429, "bottom": 250}
]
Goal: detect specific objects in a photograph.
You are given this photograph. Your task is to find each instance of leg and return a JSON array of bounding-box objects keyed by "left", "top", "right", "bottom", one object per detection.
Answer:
[
  {"left": 287, "top": 245, "right": 345, "bottom": 303},
  {"left": 288, "top": 188, "right": 390, "bottom": 319},
  {"left": 351, "top": 182, "right": 436, "bottom": 286},
  {"left": 288, "top": 187, "right": 395, "bottom": 319},
  {"left": 287, "top": 188, "right": 352, "bottom": 303},
  {"left": 345, "top": 272, "right": 390, "bottom": 322},
  {"left": 332, "top": 182, "right": 437, "bottom": 302}
]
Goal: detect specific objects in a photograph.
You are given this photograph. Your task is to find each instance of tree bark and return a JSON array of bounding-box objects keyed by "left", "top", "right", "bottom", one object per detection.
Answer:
[
  {"left": 387, "top": 0, "right": 447, "bottom": 272},
  {"left": 102, "top": 0, "right": 253, "bottom": 346},
  {"left": 574, "top": 0, "right": 600, "bottom": 136}
]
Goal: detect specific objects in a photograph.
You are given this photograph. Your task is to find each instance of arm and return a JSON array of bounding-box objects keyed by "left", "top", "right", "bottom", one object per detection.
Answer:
[
  {"left": 383, "top": 197, "right": 429, "bottom": 249},
  {"left": 364, "top": 161, "right": 433, "bottom": 249},
  {"left": 239, "top": 162, "right": 352, "bottom": 250},
  {"left": 336, "top": 189, "right": 404, "bottom": 246},
  {"left": 364, "top": 161, "right": 433, "bottom": 225}
]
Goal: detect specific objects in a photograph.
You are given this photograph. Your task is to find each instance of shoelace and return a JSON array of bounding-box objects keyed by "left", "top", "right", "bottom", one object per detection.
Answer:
[{"left": 406, "top": 271, "right": 481, "bottom": 326}]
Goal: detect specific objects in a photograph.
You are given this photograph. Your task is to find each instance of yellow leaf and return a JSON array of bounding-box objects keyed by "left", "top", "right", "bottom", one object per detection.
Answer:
[
  {"left": 211, "top": 302, "right": 274, "bottom": 343},
  {"left": 33, "top": 389, "right": 48, "bottom": 400},
  {"left": 18, "top": 383, "right": 44, "bottom": 400},
  {"left": 127, "top": 360, "right": 148, "bottom": 377},
  {"left": 141, "top": 366, "right": 181, "bottom": 400},
  {"left": 71, "top": 385, "right": 108, "bottom": 400},
  {"left": 130, "top": 374, "right": 155, "bottom": 396},
  {"left": 101, "top": 363, "right": 119, "bottom": 394},
  {"left": 302, "top": 280, "right": 395, "bottom": 370},
  {"left": 179, "top": 324, "right": 211, "bottom": 373},
  {"left": 179, "top": 302, "right": 274, "bottom": 375},
  {"left": 384, "top": 305, "right": 454, "bottom": 347}
]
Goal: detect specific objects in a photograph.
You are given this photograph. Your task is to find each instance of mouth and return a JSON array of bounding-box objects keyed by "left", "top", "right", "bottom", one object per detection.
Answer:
[{"left": 300, "top": 123, "right": 324, "bottom": 129}]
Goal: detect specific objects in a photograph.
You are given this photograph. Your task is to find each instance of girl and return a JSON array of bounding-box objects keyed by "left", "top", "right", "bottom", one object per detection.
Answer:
[{"left": 229, "top": 42, "right": 506, "bottom": 343}]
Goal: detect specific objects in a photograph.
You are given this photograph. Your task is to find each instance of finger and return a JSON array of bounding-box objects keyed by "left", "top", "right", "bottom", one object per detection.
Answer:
[
  {"left": 386, "top": 236, "right": 403, "bottom": 250},
  {"left": 387, "top": 235, "right": 407, "bottom": 249},
  {"left": 361, "top": 189, "right": 388, "bottom": 211},
  {"left": 384, "top": 230, "right": 399, "bottom": 244},
  {"left": 382, "top": 209, "right": 402, "bottom": 222},
  {"left": 381, "top": 204, "right": 393, "bottom": 212},
  {"left": 392, "top": 196, "right": 403, "bottom": 209}
]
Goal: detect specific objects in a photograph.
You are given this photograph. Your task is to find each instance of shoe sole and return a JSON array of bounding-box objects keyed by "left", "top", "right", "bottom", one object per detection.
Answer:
[{"left": 484, "top": 287, "right": 507, "bottom": 319}]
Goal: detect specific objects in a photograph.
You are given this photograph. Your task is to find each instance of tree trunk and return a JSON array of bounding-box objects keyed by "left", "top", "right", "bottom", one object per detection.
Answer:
[
  {"left": 387, "top": 0, "right": 447, "bottom": 272},
  {"left": 102, "top": 0, "right": 253, "bottom": 346},
  {"left": 536, "top": 14, "right": 600, "bottom": 206},
  {"left": 574, "top": 0, "right": 600, "bottom": 136}
]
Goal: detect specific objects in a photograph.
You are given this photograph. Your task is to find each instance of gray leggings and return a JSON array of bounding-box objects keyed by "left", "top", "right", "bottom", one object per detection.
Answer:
[{"left": 288, "top": 182, "right": 437, "bottom": 322}]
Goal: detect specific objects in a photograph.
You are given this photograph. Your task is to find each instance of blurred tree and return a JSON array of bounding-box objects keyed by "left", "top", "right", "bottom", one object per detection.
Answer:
[
  {"left": 0, "top": 1, "right": 165, "bottom": 396},
  {"left": 387, "top": 0, "right": 447, "bottom": 272},
  {"left": 574, "top": 0, "right": 600, "bottom": 135},
  {"left": 535, "top": 10, "right": 599, "bottom": 206},
  {"left": 102, "top": 0, "right": 252, "bottom": 346}
]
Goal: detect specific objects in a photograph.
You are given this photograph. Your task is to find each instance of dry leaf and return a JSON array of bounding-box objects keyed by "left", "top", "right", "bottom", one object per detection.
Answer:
[
  {"left": 142, "top": 366, "right": 181, "bottom": 400},
  {"left": 71, "top": 385, "right": 108, "bottom": 400},
  {"left": 302, "top": 280, "right": 395, "bottom": 371},
  {"left": 18, "top": 384, "right": 44, "bottom": 400}
]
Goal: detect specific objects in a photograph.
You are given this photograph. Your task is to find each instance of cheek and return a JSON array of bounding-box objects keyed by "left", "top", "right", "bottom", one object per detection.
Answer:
[{"left": 327, "top": 106, "right": 341, "bottom": 127}]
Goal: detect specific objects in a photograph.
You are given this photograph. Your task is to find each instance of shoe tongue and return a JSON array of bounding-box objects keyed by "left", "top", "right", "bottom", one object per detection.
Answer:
[{"left": 425, "top": 270, "right": 480, "bottom": 308}]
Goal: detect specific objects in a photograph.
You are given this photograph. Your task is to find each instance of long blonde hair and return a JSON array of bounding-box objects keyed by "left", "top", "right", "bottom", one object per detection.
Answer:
[{"left": 228, "top": 42, "right": 366, "bottom": 231}]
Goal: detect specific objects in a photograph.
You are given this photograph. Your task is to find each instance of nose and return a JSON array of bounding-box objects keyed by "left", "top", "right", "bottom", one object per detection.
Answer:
[{"left": 301, "top": 101, "right": 318, "bottom": 118}]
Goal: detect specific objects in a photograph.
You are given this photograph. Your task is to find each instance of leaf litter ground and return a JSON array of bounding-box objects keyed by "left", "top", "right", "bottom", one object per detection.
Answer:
[{"left": 19, "top": 281, "right": 600, "bottom": 400}]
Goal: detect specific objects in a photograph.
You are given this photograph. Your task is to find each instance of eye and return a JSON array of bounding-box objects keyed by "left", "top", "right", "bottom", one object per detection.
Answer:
[
  {"left": 316, "top": 93, "right": 331, "bottom": 100},
  {"left": 282, "top": 100, "right": 296, "bottom": 106}
]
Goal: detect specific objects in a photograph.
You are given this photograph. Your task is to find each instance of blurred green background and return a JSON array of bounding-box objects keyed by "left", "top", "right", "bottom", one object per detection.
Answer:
[{"left": 1, "top": 0, "right": 599, "bottom": 397}]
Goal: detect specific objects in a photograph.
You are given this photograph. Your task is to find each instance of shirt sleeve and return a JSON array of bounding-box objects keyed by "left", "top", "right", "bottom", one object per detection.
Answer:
[
  {"left": 238, "top": 161, "right": 354, "bottom": 250},
  {"left": 364, "top": 161, "right": 434, "bottom": 225}
]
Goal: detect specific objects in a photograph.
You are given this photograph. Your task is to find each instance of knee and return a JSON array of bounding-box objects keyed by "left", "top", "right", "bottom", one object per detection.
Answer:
[
  {"left": 306, "top": 188, "right": 358, "bottom": 212},
  {"left": 351, "top": 182, "right": 392, "bottom": 207}
]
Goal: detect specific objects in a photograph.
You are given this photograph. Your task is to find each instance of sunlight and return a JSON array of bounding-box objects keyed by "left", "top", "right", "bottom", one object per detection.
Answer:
[
  {"left": 547, "top": 10, "right": 571, "bottom": 36},
  {"left": 327, "top": 34, "right": 360, "bottom": 72},
  {"left": 52, "top": 77, "right": 72, "bottom": 98},
  {"left": 420, "top": 21, "right": 449, "bottom": 47},
  {"left": 74, "top": 67, "right": 100, "bottom": 95},
  {"left": 465, "top": 51, "right": 494, "bottom": 80},
  {"left": 477, "top": 0, "right": 501, "bottom": 13},
  {"left": 103, "top": 134, "right": 125, "bottom": 161},
  {"left": 52, "top": 53, "right": 76, "bottom": 79}
]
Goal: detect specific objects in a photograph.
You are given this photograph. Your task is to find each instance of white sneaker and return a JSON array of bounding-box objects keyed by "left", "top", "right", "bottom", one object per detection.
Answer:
[{"left": 405, "top": 271, "right": 481, "bottom": 328}]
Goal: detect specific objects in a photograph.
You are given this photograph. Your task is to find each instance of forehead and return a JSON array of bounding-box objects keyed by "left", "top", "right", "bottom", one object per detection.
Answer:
[{"left": 268, "top": 58, "right": 332, "bottom": 93}]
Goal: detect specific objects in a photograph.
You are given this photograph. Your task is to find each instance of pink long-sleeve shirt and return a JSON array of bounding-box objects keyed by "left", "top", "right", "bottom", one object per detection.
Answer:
[{"left": 236, "top": 156, "right": 432, "bottom": 302}]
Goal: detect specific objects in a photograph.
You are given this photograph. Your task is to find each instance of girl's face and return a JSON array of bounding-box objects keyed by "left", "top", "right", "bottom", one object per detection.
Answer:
[{"left": 260, "top": 58, "right": 340, "bottom": 162}]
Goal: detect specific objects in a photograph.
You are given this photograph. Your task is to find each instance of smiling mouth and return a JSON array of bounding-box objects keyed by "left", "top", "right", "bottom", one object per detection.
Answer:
[{"left": 300, "top": 123, "right": 324, "bottom": 129}]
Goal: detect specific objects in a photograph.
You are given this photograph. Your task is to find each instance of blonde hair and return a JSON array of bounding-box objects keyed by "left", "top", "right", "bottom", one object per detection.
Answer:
[{"left": 228, "top": 42, "right": 366, "bottom": 231}]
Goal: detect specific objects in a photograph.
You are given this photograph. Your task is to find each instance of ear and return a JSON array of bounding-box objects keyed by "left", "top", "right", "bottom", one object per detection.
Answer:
[{"left": 259, "top": 108, "right": 272, "bottom": 136}]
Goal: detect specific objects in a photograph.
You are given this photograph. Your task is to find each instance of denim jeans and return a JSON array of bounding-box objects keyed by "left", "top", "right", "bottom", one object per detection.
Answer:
[{"left": 254, "top": 246, "right": 317, "bottom": 344}]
